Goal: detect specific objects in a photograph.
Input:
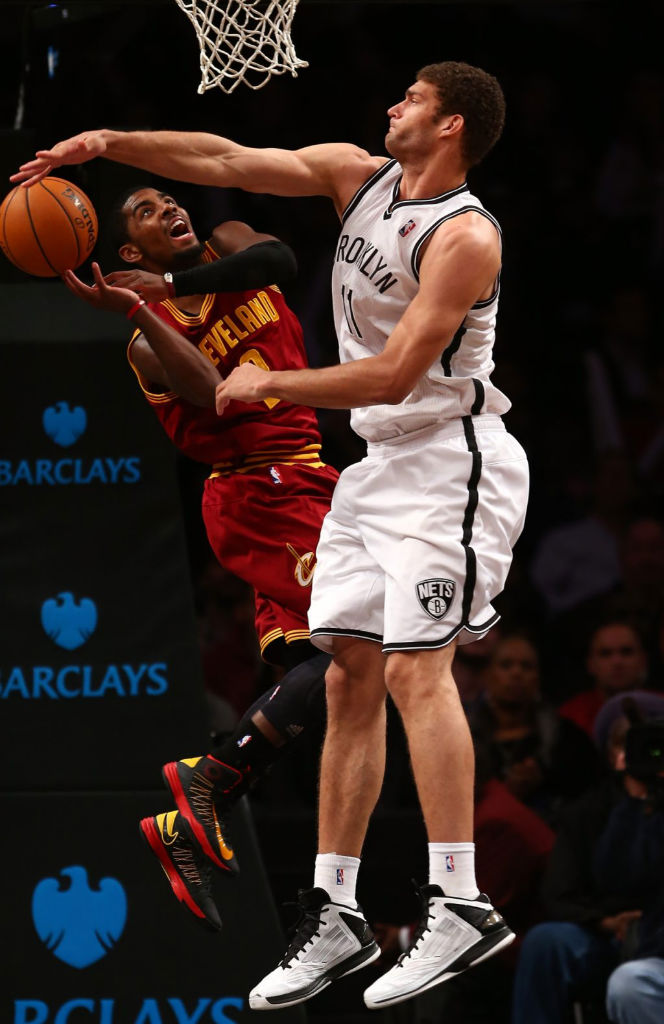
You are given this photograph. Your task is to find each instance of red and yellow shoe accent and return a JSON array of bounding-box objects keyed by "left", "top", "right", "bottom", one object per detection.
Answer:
[
  {"left": 139, "top": 812, "right": 222, "bottom": 931},
  {"left": 162, "top": 757, "right": 241, "bottom": 873}
]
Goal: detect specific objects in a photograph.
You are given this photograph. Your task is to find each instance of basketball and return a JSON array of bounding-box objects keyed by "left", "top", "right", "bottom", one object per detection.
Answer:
[{"left": 0, "top": 176, "right": 98, "bottom": 278}]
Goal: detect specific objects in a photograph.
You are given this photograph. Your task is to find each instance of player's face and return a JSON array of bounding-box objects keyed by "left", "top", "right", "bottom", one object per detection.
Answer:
[
  {"left": 385, "top": 80, "right": 443, "bottom": 159},
  {"left": 122, "top": 188, "right": 201, "bottom": 269}
]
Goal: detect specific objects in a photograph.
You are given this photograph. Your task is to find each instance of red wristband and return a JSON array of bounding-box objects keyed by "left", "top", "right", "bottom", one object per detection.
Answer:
[{"left": 126, "top": 299, "right": 147, "bottom": 320}]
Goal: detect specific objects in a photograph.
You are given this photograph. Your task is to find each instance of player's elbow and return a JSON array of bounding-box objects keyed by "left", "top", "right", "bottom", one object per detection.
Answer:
[
  {"left": 381, "top": 383, "right": 410, "bottom": 405},
  {"left": 374, "top": 371, "right": 413, "bottom": 406},
  {"left": 370, "top": 351, "right": 420, "bottom": 405}
]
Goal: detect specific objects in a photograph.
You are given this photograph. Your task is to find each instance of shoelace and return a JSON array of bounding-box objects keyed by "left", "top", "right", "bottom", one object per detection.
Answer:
[
  {"left": 172, "top": 833, "right": 213, "bottom": 892},
  {"left": 189, "top": 772, "right": 216, "bottom": 826},
  {"left": 397, "top": 885, "right": 436, "bottom": 966},
  {"left": 279, "top": 902, "right": 329, "bottom": 968}
]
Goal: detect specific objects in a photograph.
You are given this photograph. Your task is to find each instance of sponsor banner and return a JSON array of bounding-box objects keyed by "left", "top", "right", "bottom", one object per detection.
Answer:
[
  {"left": 0, "top": 791, "right": 305, "bottom": 1023},
  {"left": 0, "top": 341, "right": 210, "bottom": 789}
]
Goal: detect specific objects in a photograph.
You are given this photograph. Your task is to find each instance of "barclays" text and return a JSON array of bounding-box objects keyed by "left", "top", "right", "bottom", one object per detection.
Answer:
[
  {"left": 0, "top": 663, "right": 168, "bottom": 699},
  {"left": 14, "top": 997, "right": 243, "bottom": 1024},
  {"left": 0, "top": 458, "right": 141, "bottom": 486}
]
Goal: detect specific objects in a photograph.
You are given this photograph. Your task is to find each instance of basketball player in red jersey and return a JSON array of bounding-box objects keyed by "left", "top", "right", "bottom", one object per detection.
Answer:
[{"left": 64, "top": 186, "right": 336, "bottom": 931}]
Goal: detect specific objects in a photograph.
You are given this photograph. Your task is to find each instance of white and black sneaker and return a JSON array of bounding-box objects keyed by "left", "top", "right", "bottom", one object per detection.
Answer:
[
  {"left": 363, "top": 884, "right": 515, "bottom": 1009},
  {"left": 249, "top": 887, "right": 381, "bottom": 1010}
]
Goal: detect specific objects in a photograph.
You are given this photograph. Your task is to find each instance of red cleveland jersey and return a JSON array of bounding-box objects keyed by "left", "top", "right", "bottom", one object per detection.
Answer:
[{"left": 127, "top": 243, "right": 324, "bottom": 473}]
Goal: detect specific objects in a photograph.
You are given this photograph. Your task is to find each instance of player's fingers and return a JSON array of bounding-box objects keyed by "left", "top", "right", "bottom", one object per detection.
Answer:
[
  {"left": 63, "top": 269, "right": 94, "bottom": 301},
  {"left": 10, "top": 164, "right": 52, "bottom": 187},
  {"left": 215, "top": 387, "right": 229, "bottom": 416},
  {"left": 104, "top": 271, "right": 132, "bottom": 287},
  {"left": 90, "top": 262, "right": 107, "bottom": 288}
]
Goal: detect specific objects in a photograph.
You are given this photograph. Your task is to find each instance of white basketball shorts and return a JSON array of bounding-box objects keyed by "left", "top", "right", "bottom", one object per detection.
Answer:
[{"left": 308, "top": 414, "right": 529, "bottom": 653}]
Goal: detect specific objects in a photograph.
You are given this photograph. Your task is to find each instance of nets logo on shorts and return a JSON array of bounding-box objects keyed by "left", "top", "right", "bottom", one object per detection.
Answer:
[{"left": 416, "top": 579, "right": 456, "bottom": 620}]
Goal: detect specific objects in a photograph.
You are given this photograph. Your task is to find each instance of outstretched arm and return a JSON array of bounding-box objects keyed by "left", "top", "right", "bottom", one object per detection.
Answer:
[{"left": 12, "top": 130, "right": 384, "bottom": 214}]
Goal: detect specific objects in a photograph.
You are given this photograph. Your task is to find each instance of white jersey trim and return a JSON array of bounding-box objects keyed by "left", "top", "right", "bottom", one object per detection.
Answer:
[{"left": 411, "top": 206, "right": 502, "bottom": 282}]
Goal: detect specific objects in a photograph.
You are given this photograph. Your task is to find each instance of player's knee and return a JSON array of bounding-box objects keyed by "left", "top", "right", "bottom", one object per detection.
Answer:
[
  {"left": 324, "top": 661, "right": 384, "bottom": 723},
  {"left": 385, "top": 652, "right": 456, "bottom": 710}
]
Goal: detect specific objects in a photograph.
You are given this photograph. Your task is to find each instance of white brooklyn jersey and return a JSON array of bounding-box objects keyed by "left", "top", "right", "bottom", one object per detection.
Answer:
[{"left": 332, "top": 159, "right": 512, "bottom": 443}]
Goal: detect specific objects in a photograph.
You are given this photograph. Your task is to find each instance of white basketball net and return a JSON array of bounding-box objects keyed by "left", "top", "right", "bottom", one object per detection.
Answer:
[{"left": 173, "top": 0, "right": 308, "bottom": 94}]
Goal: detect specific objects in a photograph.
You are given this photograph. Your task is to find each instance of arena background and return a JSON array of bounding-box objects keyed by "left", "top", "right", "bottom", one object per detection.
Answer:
[{"left": 0, "top": 2, "right": 662, "bottom": 1023}]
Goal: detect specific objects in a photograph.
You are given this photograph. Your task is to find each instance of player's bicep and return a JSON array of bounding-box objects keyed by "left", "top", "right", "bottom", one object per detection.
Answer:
[
  {"left": 240, "top": 144, "right": 385, "bottom": 207},
  {"left": 381, "top": 227, "right": 500, "bottom": 389},
  {"left": 417, "top": 220, "right": 501, "bottom": 328},
  {"left": 127, "top": 334, "right": 172, "bottom": 393}
]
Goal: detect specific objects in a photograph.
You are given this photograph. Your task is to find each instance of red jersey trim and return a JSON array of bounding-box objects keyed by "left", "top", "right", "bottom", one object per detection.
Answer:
[
  {"left": 208, "top": 444, "right": 325, "bottom": 478},
  {"left": 126, "top": 330, "right": 177, "bottom": 403},
  {"left": 161, "top": 290, "right": 216, "bottom": 327},
  {"left": 259, "top": 626, "right": 312, "bottom": 656}
]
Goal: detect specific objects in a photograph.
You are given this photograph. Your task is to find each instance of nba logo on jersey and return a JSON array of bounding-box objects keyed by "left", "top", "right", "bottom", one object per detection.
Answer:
[
  {"left": 336, "top": 868, "right": 344, "bottom": 885},
  {"left": 399, "top": 219, "right": 416, "bottom": 237},
  {"left": 445, "top": 855, "right": 455, "bottom": 872}
]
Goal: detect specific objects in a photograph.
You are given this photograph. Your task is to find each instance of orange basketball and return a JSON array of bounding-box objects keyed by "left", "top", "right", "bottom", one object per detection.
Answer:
[{"left": 0, "top": 176, "right": 98, "bottom": 277}]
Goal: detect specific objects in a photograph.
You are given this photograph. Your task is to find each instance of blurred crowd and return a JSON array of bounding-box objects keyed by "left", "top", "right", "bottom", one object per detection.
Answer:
[{"left": 3, "top": 2, "right": 664, "bottom": 1021}]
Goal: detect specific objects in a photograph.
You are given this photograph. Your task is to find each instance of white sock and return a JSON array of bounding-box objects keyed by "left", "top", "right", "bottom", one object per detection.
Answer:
[
  {"left": 428, "top": 842, "right": 479, "bottom": 900},
  {"left": 313, "top": 852, "right": 360, "bottom": 908}
]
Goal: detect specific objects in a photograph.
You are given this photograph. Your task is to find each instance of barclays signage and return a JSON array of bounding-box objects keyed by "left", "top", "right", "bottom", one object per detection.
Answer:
[
  {"left": 0, "top": 592, "right": 168, "bottom": 700},
  {"left": 0, "top": 402, "right": 141, "bottom": 486},
  {"left": 41, "top": 593, "right": 98, "bottom": 651},
  {"left": 13, "top": 998, "right": 244, "bottom": 1023},
  {"left": 32, "top": 867, "right": 127, "bottom": 969},
  {"left": 19, "top": 866, "right": 244, "bottom": 1023}
]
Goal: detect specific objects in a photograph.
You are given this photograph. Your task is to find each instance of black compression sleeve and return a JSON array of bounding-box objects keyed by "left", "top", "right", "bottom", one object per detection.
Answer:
[{"left": 172, "top": 240, "right": 297, "bottom": 297}]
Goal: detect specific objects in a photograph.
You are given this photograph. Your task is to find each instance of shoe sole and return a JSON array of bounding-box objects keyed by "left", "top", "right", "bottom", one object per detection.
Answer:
[
  {"left": 139, "top": 816, "right": 221, "bottom": 932},
  {"left": 363, "top": 929, "right": 516, "bottom": 1009},
  {"left": 162, "top": 762, "right": 236, "bottom": 873},
  {"left": 249, "top": 941, "right": 382, "bottom": 1010}
]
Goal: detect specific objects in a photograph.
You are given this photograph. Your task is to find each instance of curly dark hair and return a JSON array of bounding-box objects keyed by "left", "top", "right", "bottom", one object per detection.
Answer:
[{"left": 417, "top": 61, "right": 505, "bottom": 167}]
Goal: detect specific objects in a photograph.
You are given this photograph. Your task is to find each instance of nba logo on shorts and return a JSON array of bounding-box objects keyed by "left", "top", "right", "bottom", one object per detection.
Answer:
[
  {"left": 445, "top": 855, "right": 455, "bottom": 872},
  {"left": 336, "top": 868, "right": 344, "bottom": 885}
]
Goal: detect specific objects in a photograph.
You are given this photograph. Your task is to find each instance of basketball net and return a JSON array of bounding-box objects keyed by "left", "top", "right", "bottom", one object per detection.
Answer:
[{"left": 173, "top": 0, "right": 308, "bottom": 94}]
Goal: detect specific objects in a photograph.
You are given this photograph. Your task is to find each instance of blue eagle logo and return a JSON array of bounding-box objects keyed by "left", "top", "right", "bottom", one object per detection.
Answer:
[
  {"left": 40, "top": 592, "right": 98, "bottom": 650},
  {"left": 42, "top": 402, "right": 87, "bottom": 447},
  {"left": 32, "top": 866, "right": 127, "bottom": 969}
]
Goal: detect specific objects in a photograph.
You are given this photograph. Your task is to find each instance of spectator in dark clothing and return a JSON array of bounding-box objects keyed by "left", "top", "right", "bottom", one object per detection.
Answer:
[
  {"left": 467, "top": 632, "right": 600, "bottom": 824},
  {"left": 559, "top": 619, "right": 650, "bottom": 738},
  {"left": 510, "top": 693, "right": 664, "bottom": 1024}
]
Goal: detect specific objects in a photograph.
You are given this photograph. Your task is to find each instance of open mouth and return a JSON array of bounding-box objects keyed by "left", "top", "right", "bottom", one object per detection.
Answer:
[{"left": 168, "top": 216, "right": 194, "bottom": 241}]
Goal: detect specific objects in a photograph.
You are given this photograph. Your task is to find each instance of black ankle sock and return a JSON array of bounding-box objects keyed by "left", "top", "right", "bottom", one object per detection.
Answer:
[{"left": 209, "top": 720, "right": 281, "bottom": 796}]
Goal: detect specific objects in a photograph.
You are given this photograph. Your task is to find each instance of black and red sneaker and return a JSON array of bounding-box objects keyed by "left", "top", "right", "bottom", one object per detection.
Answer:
[
  {"left": 161, "top": 756, "right": 242, "bottom": 873},
  {"left": 139, "top": 811, "right": 222, "bottom": 931}
]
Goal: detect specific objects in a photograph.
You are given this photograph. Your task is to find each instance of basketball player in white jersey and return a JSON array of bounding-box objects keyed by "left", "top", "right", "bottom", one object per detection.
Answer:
[{"left": 14, "top": 60, "right": 529, "bottom": 1011}]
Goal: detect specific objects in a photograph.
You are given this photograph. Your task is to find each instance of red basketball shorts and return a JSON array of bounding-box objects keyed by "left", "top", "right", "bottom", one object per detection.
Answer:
[{"left": 202, "top": 460, "right": 338, "bottom": 661}]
